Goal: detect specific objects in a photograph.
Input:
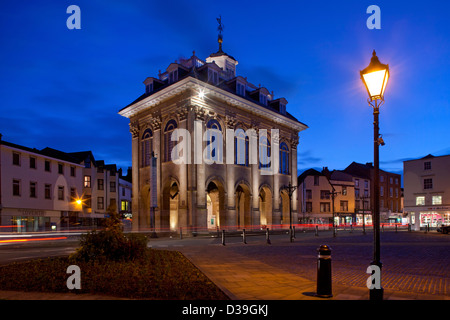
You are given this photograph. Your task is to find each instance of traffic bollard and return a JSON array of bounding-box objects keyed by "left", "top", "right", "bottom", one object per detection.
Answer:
[
  {"left": 395, "top": 224, "right": 398, "bottom": 233},
  {"left": 266, "top": 228, "right": 271, "bottom": 244},
  {"left": 180, "top": 227, "right": 183, "bottom": 240},
  {"left": 315, "top": 225, "right": 319, "bottom": 236},
  {"left": 242, "top": 229, "right": 247, "bottom": 244},
  {"left": 293, "top": 226, "right": 296, "bottom": 239},
  {"left": 222, "top": 230, "right": 226, "bottom": 245},
  {"left": 316, "top": 244, "right": 333, "bottom": 298}
]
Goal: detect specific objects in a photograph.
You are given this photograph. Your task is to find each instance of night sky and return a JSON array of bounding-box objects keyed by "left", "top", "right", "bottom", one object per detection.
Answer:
[{"left": 1, "top": 1, "right": 449, "bottom": 183}]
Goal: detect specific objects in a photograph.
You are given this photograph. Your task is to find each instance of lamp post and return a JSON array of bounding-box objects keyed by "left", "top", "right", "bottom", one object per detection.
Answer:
[
  {"left": 282, "top": 182, "right": 297, "bottom": 242},
  {"left": 360, "top": 50, "right": 389, "bottom": 301}
]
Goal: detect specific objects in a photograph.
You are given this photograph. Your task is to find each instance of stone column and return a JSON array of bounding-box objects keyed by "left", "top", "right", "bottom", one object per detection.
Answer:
[
  {"left": 177, "top": 105, "right": 189, "bottom": 233},
  {"left": 150, "top": 115, "right": 162, "bottom": 232},
  {"left": 129, "top": 121, "right": 140, "bottom": 231},
  {"left": 194, "top": 106, "right": 207, "bottom": 233},
  {"left": 290, "top": 135, "right": 299, "bottom": 224},
  {"left": 225, "top": 114, "right": 237, "bottom": 231}
]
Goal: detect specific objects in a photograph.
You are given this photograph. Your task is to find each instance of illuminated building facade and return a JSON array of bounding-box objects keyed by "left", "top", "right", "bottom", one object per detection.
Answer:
[
  {"left": 404, "top": 154, "right": 450, "bottom": 230},
  {"left": 119, "top": 44, "right": 307, "bottom": 234}
]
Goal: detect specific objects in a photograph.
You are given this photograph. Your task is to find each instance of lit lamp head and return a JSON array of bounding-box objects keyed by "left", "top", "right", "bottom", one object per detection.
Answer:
[{"left": 360, "top": 50, "right": 389, "bottom": 102}]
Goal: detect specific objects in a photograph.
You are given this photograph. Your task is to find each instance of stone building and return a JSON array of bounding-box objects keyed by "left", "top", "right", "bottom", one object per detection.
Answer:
[{"left": 119, "top": 43, "right": 307, "bottom": 234}]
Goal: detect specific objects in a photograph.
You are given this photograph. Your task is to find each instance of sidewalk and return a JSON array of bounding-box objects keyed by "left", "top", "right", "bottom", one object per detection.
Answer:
[{"left": 177, "top": 243, "right": 450, "bottom": 300}]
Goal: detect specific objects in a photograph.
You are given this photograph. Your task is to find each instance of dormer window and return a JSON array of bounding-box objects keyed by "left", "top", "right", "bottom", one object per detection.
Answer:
[
  {"left": 145, "top": 83, "right": 153, "bottom": 94},
  {"left": 279, "top": 103, "right": 286, "bottom": 114},
  {"left": 169, "top": 70, "right": 178, "bottom": 84},
  {"left": 260, "top": 93, "right": 267, "bottom": 106},
  {"left": 208, "top": 69, "right": 219, "bottom": 85},
  {"left": 236, "top": 82, "right": 245, "bottom": 96}
]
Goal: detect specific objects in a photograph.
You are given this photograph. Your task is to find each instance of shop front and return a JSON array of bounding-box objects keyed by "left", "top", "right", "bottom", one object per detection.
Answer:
[{"left": 408, "top": 207, "right": 450, "bottom": 231}]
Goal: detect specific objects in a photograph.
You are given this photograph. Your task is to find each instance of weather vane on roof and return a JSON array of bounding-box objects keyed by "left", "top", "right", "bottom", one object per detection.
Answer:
[{"left": 216, "top": 15, "right": 224, "bottom": 52}]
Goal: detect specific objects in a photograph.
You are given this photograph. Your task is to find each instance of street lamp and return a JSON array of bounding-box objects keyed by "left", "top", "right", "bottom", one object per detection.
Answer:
[
  {"left": 360, "top": 50, "right": 389, "bottom": 301},
  {"left": 282, "top": 182, "right": 297, "bottom": 242}
]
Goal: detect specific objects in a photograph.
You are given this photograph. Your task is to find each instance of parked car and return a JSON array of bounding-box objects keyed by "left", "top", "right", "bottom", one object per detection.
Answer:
[{"left": 437, "top": 225, "right": 450, "bottom": 234}]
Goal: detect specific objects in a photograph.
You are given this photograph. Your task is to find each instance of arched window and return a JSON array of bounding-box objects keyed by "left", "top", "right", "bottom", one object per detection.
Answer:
[
  {"left": 235, "top": 128, "right": 249, "bottom": 166},
  {"left": 259, "top": 134, "right": 271, "bottom": 170},
  {"left": 279, "top": 142, "right": 289, "bottom": 174},
  {"left": 164, "top": 119, "right": 178, "bottom": 162},
  {"left": 141, "top": 129, "right": 153, "bottom": 167},
  {"left": 206, "top": 119, "right": 223, "bottom": 162}
]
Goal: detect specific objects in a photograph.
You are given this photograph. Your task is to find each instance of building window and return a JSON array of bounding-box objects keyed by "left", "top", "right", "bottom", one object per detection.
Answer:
[
  {"left": 70, "top": 166, "right": 76, "bottom": 177},
  {"left": 84, "top": 196, "right": 91, "bottom": 209},
  {"left": 340, "top": 200, "right": 348, "bottom": 212},
  {"left": 395, "top": 188, "right": 399, "bottom": 197},
  {"left": 305, "top": 189, "right": 312, "bottom": 200},
  {"left": 58, "top": 186, "right": 64, "bottom": 201},
  {"left": 432, "top": 195, "right": 442, "bottom": 205},
  {"left": 320, "top": 190, "right": 330, "bottom": 200},
  {"left": 110, "top": 181, "right": 116, "bottom": 192},
  {"left": 320, "top": 202, "right": 330, "bottom": 212},
  {"left": 45, "top": 184, "right": 51, "bottom": 199},
  {"left": 380, "top": 186, "right": 384, "bottom": 197},
  {"left": 145, "top": 83, "right": 153, "bottom": 94},
  {"left": 395, "top": 178, "right": 399, "bottom": 185},
  {"left": 364, "top": 189, "right": 369, "bottom": 197},
  {"left": 45, "top": 160, "right": 51, "bottom": 172},
  {"left": 141, "top": 129, "right": 153, "bottom": 167},
  {"left": 355, "top": 189, "right": 360, "bottom": 198},
  {"left": 208, "top": 69, "right": 218, "bottom": 85},
  {"left": 390, "top": 177, "right": 393, "bottom": 184},
  {"left": 30, "top": 157, "right": 36, "bottom": 169},
  {"left": 424, "top": 161, "right": 431, "bottom": 170},
  {"left": 314, "top": 176, "right": 320, "bottom": 186},
  {"left": 364, "top": 180, "right": 369, "bottom": 189},
  {"left": 342, "top": 186, "right": 347, "bottom": 196},
  {"left": 169, "top": 70, "right": 178, "bottom": 83},
  {"left": 236, "top": 82, "right": 245, "bottom": 96},
  {"left": 389, "top": 187, "right": 393, "bottom": 197},
  {"left": 380, "top": 175, "right": 384, "bottom": 182},
  {"left": 13, "top": 179, "right": 20, "bottom": 196},
  {"left": 259, "top": 93, "right": 267, "bottom": 106},
  {"left": 58, "top": 163, "right": 64, "bottom": 174},
  {"left": 259, "top": 134, "right": 271, "bottom": 170},
  {"left": 84, "top": 175, "right": 91, "bottom": 188},
  {"left": 121, "top": 200, "right": 129, "bottom": 211},
  {"left": 122, "top": 188, "right": 125, "bottom": 197},
  {"left": 12, "top": 152, "right": 20, "bottom": 166},
  {"left": 416, "top": 196, "right": 425, "bottom": 206},
  {"left": 355, "top": 179, "right": 359, "bottom": 187},
  {"left": 206, "top": 119, "right": 223, "bottom": 163},
  {"left": 98, "top": 179, "right": 104, "bottom": 190},
  {"left": 30, "top": 182, "right": 37, "bottom": 198},
  {"left": 70, "top": 187, "right": 76, "bottom": 200},
  {"left": 279, "top": 142, "right": 289, "bottom": 174},
  {"left": 234, "top": 128, "right": 249, "bottom": 166},
  {"left": 164, "top": 119, "right": 178, "bottom": 162},
  {"left": 424, "top": 178, "right": 433, "bottom": 190},
  {"left": 306, "top": 202, "right": 312, "bottom": 213},
  {"left": 97, "top": 197, "right": 104, "bottom": 210}
]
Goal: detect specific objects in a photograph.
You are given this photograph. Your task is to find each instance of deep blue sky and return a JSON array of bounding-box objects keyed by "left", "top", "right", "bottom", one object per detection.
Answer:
[{"left": 1, "top": 1, "right": 449, "bottom": 180}]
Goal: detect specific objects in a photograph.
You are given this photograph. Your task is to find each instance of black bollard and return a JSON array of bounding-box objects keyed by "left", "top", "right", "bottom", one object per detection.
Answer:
[
  {"left": 315, "top": 225, "right": 319, "bottom": 236},
  {"left": 316, "top": 244, "right": 333, "bottom": 298},
  {"left": 266, "top": 228, "right": 271, "bottom": 244},
  {"left": 395, "top": 224, "right": 398, "bottom": 233},
  {"left": 242, "top": 228, "right": 247, "bottom": 244},
  {"left": 222, "top": 230, "right": 226, "bottom": 245},
  {"left": 293, "top": 226, "right": 296, "bottom": 239},
  {"left": 180, "top": 227, "right": 183, "bottom": 240}
]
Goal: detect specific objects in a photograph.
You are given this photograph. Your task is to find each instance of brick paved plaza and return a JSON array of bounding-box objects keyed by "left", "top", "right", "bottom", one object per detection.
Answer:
[{"left": 170, "top": 229, "right": 450, "bottom": 300}]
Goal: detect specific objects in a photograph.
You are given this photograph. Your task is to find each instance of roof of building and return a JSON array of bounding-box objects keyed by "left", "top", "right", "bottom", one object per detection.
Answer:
[
  {"left": 120, "top": 50, "right": 305, "bottom": 127},
  {"left": 1, "top": 141, "right": 82, "bottom": 165},
  {"left": 297, "top": 168, "right": 325, "bottom": 184}
]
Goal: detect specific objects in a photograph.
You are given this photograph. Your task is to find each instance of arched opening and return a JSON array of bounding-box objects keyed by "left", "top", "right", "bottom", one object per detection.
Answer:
[
  {"left": 206, "top": 180, "right": 225, "bottom": 230},
  {"left": 236, "top": 183, "right": 251, "bottom": 229},
  {"left": 280, "top": 189, "right": 290, "bottom": 227},
  {"left": 259, "top": 186, "right": 272, "bottom": 228},
  {"left": 162, "top": 180, "right": 179, "bottom": 232}
]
